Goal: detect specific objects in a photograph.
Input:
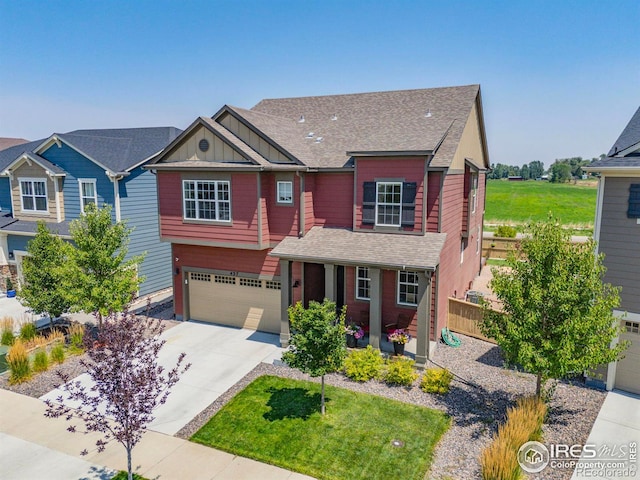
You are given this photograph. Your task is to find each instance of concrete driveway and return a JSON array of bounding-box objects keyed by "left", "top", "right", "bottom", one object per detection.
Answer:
[{"left": 41, "top": 321, "right": 283, "bottom": 435}]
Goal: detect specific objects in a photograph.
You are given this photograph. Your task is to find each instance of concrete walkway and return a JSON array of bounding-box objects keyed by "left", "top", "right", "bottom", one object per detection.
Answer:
[
  {"left": 0, "top": 389, "right": 313, "bottom": 479},
  {"left": 571, "top": 390, "right": 640, "bottom": 480}
]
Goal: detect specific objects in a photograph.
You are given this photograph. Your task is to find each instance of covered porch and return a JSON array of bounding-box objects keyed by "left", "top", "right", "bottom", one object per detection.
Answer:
[{"left": 270, "top": 227, "right": 446, "bottom": 368}]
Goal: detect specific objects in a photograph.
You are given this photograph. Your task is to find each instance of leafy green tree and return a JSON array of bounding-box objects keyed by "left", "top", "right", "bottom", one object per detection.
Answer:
[
  {"left": 481, "top": 217, "right": 627, "bottom": 398},
  {"left": 282, "top": 299, "right": 347, "bottom": 414},
  {"left": 527, "top": 160, "right": 545, "bottom": 179},
  {"left": 17, "top": 222, "right": 72, "bottom": 326},
  {"left": 68, "top": 203, "right": 144, "bottom": 325},
  {"left": 550, "top": 162, "right": 572, "bottom": 183}
]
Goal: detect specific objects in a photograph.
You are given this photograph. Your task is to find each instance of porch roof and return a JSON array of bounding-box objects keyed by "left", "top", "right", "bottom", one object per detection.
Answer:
[{"left": 270, "top": 227, "right": 447, "bottom": 270}]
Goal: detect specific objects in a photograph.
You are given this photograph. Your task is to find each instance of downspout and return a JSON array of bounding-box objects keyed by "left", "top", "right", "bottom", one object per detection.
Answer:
[{"left": 106, "top": 171, "right": 126, "bottom": 222}]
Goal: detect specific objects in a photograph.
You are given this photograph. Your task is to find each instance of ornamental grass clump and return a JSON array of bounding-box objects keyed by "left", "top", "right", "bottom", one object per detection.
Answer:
[
  {"left": 420, "top": 368, "right": 454, "bottom": 394},
  {"left": 50, "top": 344, "right": 65, "bottom": 364},
  {"left": 47, "top": 329, "right": 65, "bottom": 345},
  {"left": 68, "top": 323, "right": 86, "bottom": 353},
  {"left": 20, "top": 322, "right": 37, "bottom": 342},
  {"left": 1, "top": 316, "right": 15, "bottom": 346},
  {"left": 7, "top": 338, "right": 31, "bottom": 384},
  {"left": 33, "top": 349, "right": 49, "bottom": 373},
  {"left": 344, "top": 345, "right": 384, "bottom": 382},
  {"left": 383, "top": 356, "right": 418, "bottom": 386},
  {"left": 480, "top": 395, "right": 547, "bottom": 480}
]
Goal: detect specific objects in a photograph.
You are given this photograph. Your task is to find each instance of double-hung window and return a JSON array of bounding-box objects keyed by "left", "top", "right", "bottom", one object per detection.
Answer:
[
  {"left": 398, "top": 270, "right": 419, "bottom": 306},
  {"left": 356, "top": 266, "right": 370, "bottom": 300},
  {"left": 471, "top": 174, "right": 478, "bottom": 214},
  {"left": 20, "top": 178, "right": 48, "bottom": 212},
  {"left": 277, "top": 181, "right": 293, "bottom": 204},
  {"left": 78, "top": 179, "right": 97, "bottom": 213},
  {"left": 183, "top": 180, "right": 231, "bottom": 221},
  {"left": 376, "top": 182, "right": 402, "bottom": 226}
]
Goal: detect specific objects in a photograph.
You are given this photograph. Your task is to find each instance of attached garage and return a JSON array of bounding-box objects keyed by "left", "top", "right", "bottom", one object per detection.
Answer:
[
  {"left": 614, "top": 319, "right": 640, "bottom": 395},
  {"left": 186, "top": 271, "right": 281, "bottom": 334}
]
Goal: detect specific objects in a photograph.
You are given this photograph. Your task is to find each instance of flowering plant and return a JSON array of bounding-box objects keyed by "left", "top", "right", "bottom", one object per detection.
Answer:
[
  {"left": 387, "top": 328, "right": 411, "bottom": 344},
  {"left": 345, "top": 323, "right": 365, "bottom": 339}
]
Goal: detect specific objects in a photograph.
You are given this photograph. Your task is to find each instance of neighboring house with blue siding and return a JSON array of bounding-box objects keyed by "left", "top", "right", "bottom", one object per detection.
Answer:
[{"left": 0, "top": 127, "right": 181, "bottom": 297}]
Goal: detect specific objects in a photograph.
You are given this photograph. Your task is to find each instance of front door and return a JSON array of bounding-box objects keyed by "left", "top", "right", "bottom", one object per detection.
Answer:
[{"left": 303, "top": 263, "right": 325, "bottom": 307}]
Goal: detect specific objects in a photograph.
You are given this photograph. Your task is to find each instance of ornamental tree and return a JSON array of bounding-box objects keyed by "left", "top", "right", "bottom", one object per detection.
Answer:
[
  {"left": 481, "top": 217, "right": 627, "bottom": 398},
  {"left": 44, "top": 310, "right": 190, "bottom": 480},
  {"left": 68, "top": 203, "right": 144, "bottom": 325},
  {"left": 282, "top": 299, "right": 347, "bottom": 415},
  {"left": 17, "top": 222, "right": 72, "bottom": 327}
]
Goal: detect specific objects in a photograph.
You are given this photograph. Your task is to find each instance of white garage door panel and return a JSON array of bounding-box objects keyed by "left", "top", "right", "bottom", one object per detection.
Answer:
[
  {"left": 188, "top": 273, "right": 281, "bottom": 334},
  {"left": 615, "top": 321, "right": 640, "bottom": 395}
]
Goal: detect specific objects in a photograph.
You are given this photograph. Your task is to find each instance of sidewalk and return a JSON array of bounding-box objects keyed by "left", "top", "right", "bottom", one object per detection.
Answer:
[{"left": 0, "top": 389, "right": 313, "bottom": 480}]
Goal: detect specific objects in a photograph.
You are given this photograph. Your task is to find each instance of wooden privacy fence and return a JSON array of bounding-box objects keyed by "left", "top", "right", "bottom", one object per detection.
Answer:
[
  {"left": 448, "top": 297, "right": 496, "bottom": 344},
  {"left": 482, "top": 237, "right": 519, "bottom": 259}
]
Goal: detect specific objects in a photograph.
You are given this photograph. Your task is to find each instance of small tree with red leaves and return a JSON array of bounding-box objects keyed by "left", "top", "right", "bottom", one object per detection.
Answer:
[{"left": 44, "top": 311, "right": 190, "bottom": 480}]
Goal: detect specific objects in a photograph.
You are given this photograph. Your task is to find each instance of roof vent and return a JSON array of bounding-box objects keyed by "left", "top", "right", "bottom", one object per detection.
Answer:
[
  {"left": 425, "top": 109, "right": 432, "bottom": 118},
  {"left": 331, "top": 114, "right": 338, "bottom": 121},
  {"left": 315, "top": 137, "right": 323, "bottom": 143},
  {"left": 306, "top": 132, "right": 314, "bottom": 139},
  {"left": 198, "top": 139, "right": 210, "bottom": 152},
  {"left": 298, "top": 115, "right": 305, "bottom": 123}
]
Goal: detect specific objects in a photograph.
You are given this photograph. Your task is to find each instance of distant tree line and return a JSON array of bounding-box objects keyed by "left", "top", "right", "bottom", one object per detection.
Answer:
[{"left": 489, "top": 154, "right": 606, "bottom": 183}]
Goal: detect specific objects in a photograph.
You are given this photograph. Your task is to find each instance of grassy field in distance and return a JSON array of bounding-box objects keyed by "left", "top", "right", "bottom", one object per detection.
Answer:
[{"left": 484, "top": 179, "right": 597, "bottom": 232}]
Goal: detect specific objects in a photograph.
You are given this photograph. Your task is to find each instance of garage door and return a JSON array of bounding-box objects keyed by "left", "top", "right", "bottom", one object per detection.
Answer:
[
  {"left": 615, "top": 320, "right": 640, "bottom": 395},
  {"left": 187, "top": 272, "right": 281, "bottom": 334}
]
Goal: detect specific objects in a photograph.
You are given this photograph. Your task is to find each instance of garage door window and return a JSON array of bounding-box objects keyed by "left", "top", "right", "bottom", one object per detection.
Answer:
[
  {"left": 215, "top": 274, "right": 235, "bottom": 284},
  {"left": 240, "top": 278, "right": 261, "bottom": 288},
  {"left": 624, "top": 321, "right": 639, "bottom": 334},
  {"left": 190, "top": 272, "right": 211, "bottom": 282}
]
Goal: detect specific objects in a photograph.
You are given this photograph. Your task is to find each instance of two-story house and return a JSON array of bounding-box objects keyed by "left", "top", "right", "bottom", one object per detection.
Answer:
[
  {"left": 584, "top": 106, "right": 640, "bottom": 395},
  {"left": 0, "top": 127, "right": 181, "bottom": 297},
  {"left": 148, "top": 85, "right": 489, "bottom": 367}
]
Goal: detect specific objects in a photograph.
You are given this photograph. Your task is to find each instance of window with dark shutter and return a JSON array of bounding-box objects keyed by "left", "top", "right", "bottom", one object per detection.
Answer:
[
  {"left": 628, "top": 184, "right": 640, "bottom": 218},
  {"left": 362, "top": 182, "right": 376, "bottom": 224},
  {"left": 401, "top": 182, "right": 417, "bottom": 226}
]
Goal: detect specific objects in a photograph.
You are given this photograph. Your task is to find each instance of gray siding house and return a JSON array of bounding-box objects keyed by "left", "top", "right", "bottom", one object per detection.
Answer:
[
  {"left": 585, "top": 106, "right": 640, "bottom": 395},
  {"left": 0, "top": 127, "right": 181, "bottom": 297}
]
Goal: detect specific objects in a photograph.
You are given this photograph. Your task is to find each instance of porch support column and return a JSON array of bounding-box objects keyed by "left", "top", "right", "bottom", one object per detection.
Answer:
[
  {"left": 369, "top": 267, "right": 382, "bottom": 349},
  {"left": 279, "top": 259, "right": 292, "bottom": 347},
  {"left": 415, "top": 271, "right": 433, "bottom": 369},
  {"left": 324, "top": 263, "right": 335, "bottom": 302}
]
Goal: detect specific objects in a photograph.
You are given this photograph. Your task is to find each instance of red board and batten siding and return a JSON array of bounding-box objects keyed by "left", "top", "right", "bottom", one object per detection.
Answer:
[
  {"left": 312, "top": 173, "right": 353, "bottom": 228},
  {"left": 426, "top": 171, "right": 442, "bottom": 232},
  {"left": 158, "top": 171, "right": 260, "bottom": 245},
  {"left": 303, "top": 175, "right": 315, "bottom": 233},
  {"left": 264, "top": 173, "right": 300, "bottom": 241},
  {"left": 354, "top": 158, "right": 426, "bottom": 231},
  {"left": 172, "top": 244, "right": 280, "bottom": 317}
]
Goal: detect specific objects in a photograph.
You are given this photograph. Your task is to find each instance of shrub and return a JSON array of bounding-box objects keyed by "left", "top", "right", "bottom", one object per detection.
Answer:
[
  {"left": 495, "top": 225, "right": 517, "bottom": 238},
  {"left": 50, "top": 344, "right": 65, "bottom": 364},
  {"left": 20, "top": 322, "right": 37, "bottom": 342},
  {"left": 33, "top": 349, "right": 49, "bottom": 373},
  {"left": 481, "top": 396, "right": 547, "bottom": 480},
  {"left": 421, "top": 368, "right": 454, "bottom": 394},
  {"left": 344, "top": 345, "right": 384, "bottom": 382},
  {"left": 383, "top": 356, "right": 418, "bottom": 386},
  {"left": 7, "top": 338, "right": 31, "bottom": 384},
  {"left": 68, "top": 323, "right": 86, "bottom": 353},
  {"left": 1, "top": 317, "right": 15, "bottom": 346}
]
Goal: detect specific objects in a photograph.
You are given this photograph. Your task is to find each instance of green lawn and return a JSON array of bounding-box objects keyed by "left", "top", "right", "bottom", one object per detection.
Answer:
[
  {"left": 485, "top": 180, "right": 597, "bottom": 228},
  {"left": 191, "top": 375, "right": 450, "bottom": 480}
]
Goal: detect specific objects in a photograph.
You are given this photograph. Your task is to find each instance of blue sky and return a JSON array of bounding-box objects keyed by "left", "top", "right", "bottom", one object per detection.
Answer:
[{"left": 0, "top": 0, "right": 637, "bottom": 167}]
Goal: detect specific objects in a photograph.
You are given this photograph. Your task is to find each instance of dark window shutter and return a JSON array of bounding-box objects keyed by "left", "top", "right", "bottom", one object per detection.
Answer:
[
  {"left": 401, "top": 182, "right": 417, "bottom": 226},
  {"left": 362, "top": 182, "right": 375, "bottom": 224},
  {"left": 628, "top": 184, "right": 640, "bottom": 218}
]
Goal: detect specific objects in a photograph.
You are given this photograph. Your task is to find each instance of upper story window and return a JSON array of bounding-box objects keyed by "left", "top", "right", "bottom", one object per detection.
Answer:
[
  {"left": 362, "top": 181, "right": 417, "bottom": 228},
  {"left": 356, "top": 266, "right": 370, "bottom": 300},
  {"left": 183, "top": 180, "right": 231, "bottom": 222},
  {"left": 277, "top": 181, "right": 293, "bottom": 204},
  {"left": 398, "top": 270, "right": 419, "bottom": 306},
  {"left": 78, "top": 179, "right": 97, "bottom": 213},
  {"left": 471, "top": 174, "right": 478, "bottom": 214},
  {"left": 19, "top": 178, "right": 48, "bottom": 213}
]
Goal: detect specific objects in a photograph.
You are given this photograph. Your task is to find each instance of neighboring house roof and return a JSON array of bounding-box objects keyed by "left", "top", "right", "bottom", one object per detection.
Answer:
[
  {"left": 250, "top": 84, "right": 481, "bottom": 168},
  {"left": 0, "top": 138, "right": 29, "bottom": 150},
  {"left": 2, "top": 152, "right": 66, "bottom": 176},
  {"left": 585, "top": 106, "right": 640, "bottom": 171},
  {"left": 0, "top": 214, "right": 18, "bottom": 229},
  {"left": 1, "top": 219, "right": 72, "bottom": 237},
  {"left": 0, "top": 127, "right": 182, "bottom": 174},
  {"left": 270, "top": 226, "right": 447, "bottom": 270}
]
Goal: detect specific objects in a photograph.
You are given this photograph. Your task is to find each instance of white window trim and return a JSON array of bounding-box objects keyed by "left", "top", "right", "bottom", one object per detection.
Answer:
[
  {"left": 460, "top": 240, "right": 465, "bottom": 264},
  {"left": 78, "top": 178, "right": 98, "bottom": 214},
  {"left": 355, "top": 266, "right": 370, "bottom": 301},
  {"left": 182, "top": 179, "right": 232, "bottom": 222},
  {"left": 397, "top": 270, "right": 419, "bottom": 307},
  {"left": 471, "top": 174, "right": 478, "bottom": 214},
  {"left": 276, "top": 181, "right": 293, "bottom": 204},
  {"left": 375, "top": 181, "right": 403, "bottom": 227},
  {"left": 18, "top": 177, "right": 48, "bottom": 213}
]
